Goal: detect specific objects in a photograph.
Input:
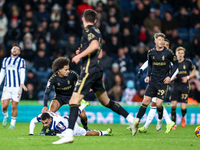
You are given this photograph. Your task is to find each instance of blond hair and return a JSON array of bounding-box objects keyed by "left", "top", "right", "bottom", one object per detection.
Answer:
[
  {"left": 175, "top": 46, "right": 186, "bottom": 52},
  {"left": 154, "top": 33, "right": 165, "bottom": 40}
]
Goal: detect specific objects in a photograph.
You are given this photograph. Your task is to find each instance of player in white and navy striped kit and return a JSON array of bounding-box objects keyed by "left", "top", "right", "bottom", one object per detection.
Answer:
[
  {"left": 29, "top": 112, "right": 112, "bottom": 143},
  {"left": 0, "top": 46, "right": 27, "bottom": 129}
]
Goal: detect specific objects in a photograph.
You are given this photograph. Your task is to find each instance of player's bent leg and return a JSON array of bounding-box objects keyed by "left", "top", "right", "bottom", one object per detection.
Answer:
[
  {"left": 171, "top": 100, "right": 177, "bottom": 130},
  {"left": 181, "top": 103, "right": 187, "bottom": 128},
  {"left": 79, "top": 109, "right": 90, "bottom": 131},
  {"left": 95, "top": 91, "right": 134, "bottom": 125},
  {"left": 142, "top": 101, "right": 157, "bottom": 131},
  {"left": 49, "top": 100, "right": 61, "bottom": 113},
  {"left": 156, "top": 98, "right": 164, "bottom": 131},
  {"left": 133, "top": 96, "right": 152, "bottom": 135},
  {"left": 2, "top": 99, "right": 10, "bottom": 127}
]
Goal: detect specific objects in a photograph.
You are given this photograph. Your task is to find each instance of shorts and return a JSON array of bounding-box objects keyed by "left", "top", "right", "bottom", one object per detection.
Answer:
[
  {"left": 74, "top": 71, "right": 106, "bottom": 95},
  {"left": 53, "top": 95, "right": 71, "bottom": 106},
  {"left": 170, "top": 84, "right": 189, "bottom": 103},
  {"left": 1, "top": 87, "right": 22, "bottom": 102},
  {"left": 73, "top": 122, "right": 87, "bottom": 136},
  {"left": 145, "top": 81, "right": 169, "bottom": 100}
]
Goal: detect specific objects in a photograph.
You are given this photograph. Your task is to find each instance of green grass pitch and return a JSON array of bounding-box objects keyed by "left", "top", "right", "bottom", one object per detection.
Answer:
[{"left": 0, "top": 123, "right": 199, "bottom": 150}]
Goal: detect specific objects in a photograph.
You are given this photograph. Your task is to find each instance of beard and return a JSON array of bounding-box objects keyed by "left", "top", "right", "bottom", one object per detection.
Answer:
[{"left": 11, "top": 52, "right": 18, "bottom": 56}]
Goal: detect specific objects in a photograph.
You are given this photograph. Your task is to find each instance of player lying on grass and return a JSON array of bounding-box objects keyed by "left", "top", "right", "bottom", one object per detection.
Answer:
[{"left": 29, "top": 111, "right": 112, "bottom": 138}]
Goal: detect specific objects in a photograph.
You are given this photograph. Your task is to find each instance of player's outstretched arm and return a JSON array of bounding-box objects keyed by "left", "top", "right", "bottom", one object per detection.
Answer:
[
  {"left": 29, "top": 117, "right": 40, "bottom": 135},
  {"left": 137, "top": 60, "right": 148, "bottom": 79}
]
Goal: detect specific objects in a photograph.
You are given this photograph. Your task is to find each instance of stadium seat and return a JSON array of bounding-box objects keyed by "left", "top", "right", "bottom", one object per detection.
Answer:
[
  {"left": 159, "top": 4, "right": 173, "bottom": 19},
  {"left": 177, "top": 28, "right": 188, "bottom": 41},
  {"left": 189, "top": 28, "right": 200, "bottom": 43}
]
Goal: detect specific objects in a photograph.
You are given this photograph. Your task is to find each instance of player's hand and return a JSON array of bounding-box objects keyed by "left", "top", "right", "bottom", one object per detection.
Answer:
[
  {"left": 181, "top": 76, "right": 188, "bottom": 83},
  {"left": 164, "top": 76, "right": 170, "bottom": 84},
  {"left": 42, "top": 106, "right": 48, "bottom": 113},
  {"left": 137, "top": 69, "right": 143, "bottom": 79},
  {"left": 144, "top": 77, "right": 149, "bottom": 83},
  {"left": 76, "top": 47, "right": 81, "bottom": 55},
  {"left": 20, "top": 84, "right": 28, "bottom": 91},
  {"left": 72, "top": 55, "right": 81, "bottom": 64}
]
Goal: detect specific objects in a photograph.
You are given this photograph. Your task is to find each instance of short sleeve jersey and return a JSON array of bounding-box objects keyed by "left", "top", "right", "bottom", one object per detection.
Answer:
[
  {"left": 173, "top": 58, "right": 194, "bottom": 86},
  {"left": 45, "top": 70, "right": 79, "bottom": 96},
  {"left": 147, "top": 47, "right": 178, "bottom": 83},
  {"left": 80, "top": 25, "right": 102, "bottom": 73}
]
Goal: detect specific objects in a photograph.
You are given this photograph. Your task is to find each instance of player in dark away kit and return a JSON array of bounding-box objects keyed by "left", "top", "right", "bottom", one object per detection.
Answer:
[
  {"left": 170, "top": 46, "right": 195, "bottom": 130},
  {"left": 39, "top": 57, "right": 90, "bottom": 135},
  {"left": 52, "top": 9, "right": 135, "bottom": 144},
  {"left": 131, "top": 33, "right": 179, "bottom": 136}
]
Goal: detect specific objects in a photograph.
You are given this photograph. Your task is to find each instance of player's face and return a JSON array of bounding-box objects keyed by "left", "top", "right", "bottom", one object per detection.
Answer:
[
  {"left": 59, "top": 65, "right": 70, "bottom": 77},
  {"left": 155, "top": 36, "right": 164, "bottom": 48},
  {"left": 164, "top": 41, "right": 169, "bottom": 48},
  {"left": 42, "top": 118, "right": 52, "bottom": 129},
  {"left": 176, "top": 50, "right": 185, "bottom": 60},
  {"left": 11, "top": 46, "right": 20, "bottom": 56}
]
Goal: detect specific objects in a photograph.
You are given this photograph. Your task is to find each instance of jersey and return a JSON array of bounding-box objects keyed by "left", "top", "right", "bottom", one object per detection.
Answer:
[
  {"left": 80, "top": 24, "right": 102, "bottom": 73},
  {"left": 173, "top": 59, "right": 194, "bottom": 86},
  {"left": 44, "top": 70, "right": 79, "bottom": 106},
  {"left": 1, "top": 56, "right": 25, "bottom": 87},
  {"left": 147, "top": 47, "right": 178, "bottom": 83},
  {"left": 29, "top": 112, "right": 86, "bottom": 136}
]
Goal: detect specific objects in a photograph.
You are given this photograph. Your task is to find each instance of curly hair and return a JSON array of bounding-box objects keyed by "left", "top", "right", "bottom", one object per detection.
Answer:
[{"left": 52, "top": 57, "right": 70, "bottom": 73}]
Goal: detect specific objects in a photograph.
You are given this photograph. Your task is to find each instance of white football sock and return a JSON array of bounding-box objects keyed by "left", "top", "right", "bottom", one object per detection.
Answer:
[
  {"left": 144, "top": 107, "right": 156, "bottom": 129},
  {"left": 163, "top": 106, "right": 171, "bottom": 124},
  {"left": 98, "top": 131, "right": 108, "bottom": 136},
  {"left": 126, "top": 114, "right": 134, "bottom": 124},
  {"left": 3, "top": 110, "right": 8, "bottom": 118},
  {"left": 11, "top": 116, "right": 16, "bottom": 127},
  {"left": 78, "top": 104, "right": 86, "bottom": 114}
]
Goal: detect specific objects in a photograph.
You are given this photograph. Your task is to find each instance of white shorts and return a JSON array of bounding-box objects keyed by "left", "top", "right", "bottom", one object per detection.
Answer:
[
  {"left": 1, "top": 87, "right": 22, "bottom": 102},
  {"left": 73, "top": 122, "right": 86, "bottom": 136},
  {"left": 152, "top": 97, "right": 157, "bottom": 103}
]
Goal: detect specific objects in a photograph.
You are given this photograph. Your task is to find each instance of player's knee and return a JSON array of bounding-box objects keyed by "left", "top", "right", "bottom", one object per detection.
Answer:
[
  {"left": 142, "top": 98, "right": 150, "bottom": 105},
  {"left": 11, "top": 105, "right": 17, "bottom": 110},
  {"left": 156, "top": 102, "right": 162, "bottom": 108}
]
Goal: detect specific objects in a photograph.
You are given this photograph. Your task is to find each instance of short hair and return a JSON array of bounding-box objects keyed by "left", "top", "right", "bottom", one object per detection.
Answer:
[
  {"left": 154, "top": 33, "right": 165, "bottom": 40},
  {"left": 176, "top": 46, "right": 186, "bottom": 52},
  {"left": 83, "top": 9, "right": 97, "bottom": 23},
  {"left": 52, "top": 57, "right": 70, "bottom": 73},
  {"left": 164, "top": 38, "right": 170, "bottom": 45},
  {"left": 41, "top": 112, "right": 50, "bottom": 120},
  {"left": 12, "top": 45, "right": 21, "bottom": 51}
]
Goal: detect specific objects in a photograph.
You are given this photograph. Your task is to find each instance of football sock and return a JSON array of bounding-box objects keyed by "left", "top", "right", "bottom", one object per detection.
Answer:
[
  {"left": 126, "top": 114, "right": 134, "bottom": 124},
  {"left": 144, "top": 106, "right": 156, "bottom": 129},
  {"left": 11, "top": 116, "right": 16, "bottom": 127},
  {"left": 171, "top": 107, "right": 176, "bottom": 123},
  {"left": 81, "top": 117, "right": 88, "bottom": 129},
  {"left": 157, "top": 105, "right": 163, "bottom": 119},
  {"left": 3, "top": 110, "right": 8, "bottom": 118},
  {"left": 181, "top": 109, "right": 187, "bottom": 118},
  {"left": 106, "top": 100, "right": 129, "bottom": 118},
  {"left": 98, "top": 131, "right": 108, "bottom": 136},
  {"left": 136, "top": 104, "right": 148, "bottom": 119},
  {"left": 78, "top": 104, "right": 86, "bottom": 114},
  {"left": 163, "top": 106, "right": 171, "bottom": 124},
  {"left": 68, "top": 104, "right": 79, "bottom": 130}
]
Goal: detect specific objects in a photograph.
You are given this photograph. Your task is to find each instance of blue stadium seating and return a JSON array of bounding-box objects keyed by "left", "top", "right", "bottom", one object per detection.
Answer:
[
  {"left": 189, "top": 28, "right": 200, "bottom": 43},
  {"left": 177, "top": 28, "right": 188, "bottom": 41}
]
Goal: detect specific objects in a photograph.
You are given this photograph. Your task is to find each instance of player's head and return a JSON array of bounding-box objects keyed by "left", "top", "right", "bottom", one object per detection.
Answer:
[
  {"left": 11, "top": 45, "right": 21, "bottom": 57},
  {"left": 164, "top": 39, "right": 170, "bottom": 48},
  {"left": 41, "top": 113, "right": 52, "bottom": 129},
  {"left": 154, "top": 33, "right": 165, "bottom": 49},
  {"left": 175, "top": 46, "right": 185, "bottom": 61},
  {"left": 52, "top": 57, "right": 70, "bottom": 76},
  {"left": 82, "top": 9, "right": 97, "bottom": 25}
]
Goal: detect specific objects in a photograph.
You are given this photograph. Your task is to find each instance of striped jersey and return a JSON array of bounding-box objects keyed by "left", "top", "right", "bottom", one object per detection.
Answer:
[{"left": 1, "top": 56, "right": 26, "bottom": 87}]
